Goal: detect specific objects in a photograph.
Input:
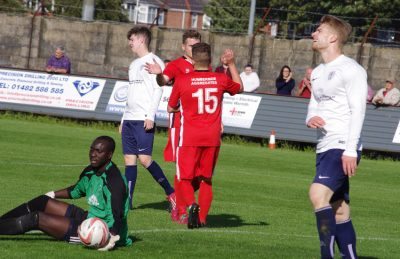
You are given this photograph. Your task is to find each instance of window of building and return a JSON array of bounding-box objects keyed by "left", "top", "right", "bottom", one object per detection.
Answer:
[
  {"left": 191, "top": 13, "right": 198, "bottom": 28},
  {"left": 148, "top": 7, "right": 164, "bottom": 24}
]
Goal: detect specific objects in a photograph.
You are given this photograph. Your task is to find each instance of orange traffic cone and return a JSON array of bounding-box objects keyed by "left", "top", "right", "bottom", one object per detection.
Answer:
[{"left": 268, "top": 130, "right": 276, "bottom": 149}]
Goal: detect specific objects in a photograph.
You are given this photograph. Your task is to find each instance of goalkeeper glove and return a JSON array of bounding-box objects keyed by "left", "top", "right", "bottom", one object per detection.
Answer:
[{"left": 98, "top": 234, "right": 120, "bottom": 251}]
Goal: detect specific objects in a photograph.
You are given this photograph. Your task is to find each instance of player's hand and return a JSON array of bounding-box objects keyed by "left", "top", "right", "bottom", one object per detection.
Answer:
[
  {"left": 307, "top": 116, "right": 325, "bottom": 129},
  {"left": 144, "top": 59, "right": 162, "bottom": 74},
  {"left": 144, "top": 119, "right": 154, "bottom": 131},
  {"left": 98, "top": 234, "right": 120, "bottom": 251},
  {"left": 342, "top": 155, "right": 357, "bottom": 177},
  {"left": 222, "top": 49, "right": 234, "bottom": 65},
  {"left": 118, "top": 124, "right": 122, "bottom": 134},
  {"left": 45, "top": 191, "right": 55, "bottom": 199}
]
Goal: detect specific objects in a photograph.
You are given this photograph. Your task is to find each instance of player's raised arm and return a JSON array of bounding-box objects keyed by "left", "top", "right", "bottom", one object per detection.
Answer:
[
  {"left": 144, "top": 58, "right": 170, "bottom": 86},
  {"left": 223, "top": 49, "right": 243, "bottom": 93}
]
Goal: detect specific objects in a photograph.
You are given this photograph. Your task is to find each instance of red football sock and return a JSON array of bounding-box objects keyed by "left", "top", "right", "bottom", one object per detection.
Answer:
[
  {"left": 174, "top": 176, "right": 187, "bottom": 216},
  {"left": 180, "top": 179, "right": 196, "bottom": 208},
  {"left": 198, "top": 179, "right": 213, "bottom": 224}
]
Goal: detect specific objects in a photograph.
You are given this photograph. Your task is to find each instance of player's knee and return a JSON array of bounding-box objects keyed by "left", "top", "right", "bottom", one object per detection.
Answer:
[
  {"left": 18, "top": 211, "right": 40, "bottom": 233},
  {"left": 334, "top": 203, "right": 350, "bottom": 222},
  {"left": 124, "top": 155, "right": 136, "bottom": 166},
  {"left": 140, "top": 156, "right": 152, "bottom": 168},
  {"left": 198, "top": 176, "right": 212, "bottom": 185},
  {"left": 27, "top": 195, "right": 50, "bottom": 212}
]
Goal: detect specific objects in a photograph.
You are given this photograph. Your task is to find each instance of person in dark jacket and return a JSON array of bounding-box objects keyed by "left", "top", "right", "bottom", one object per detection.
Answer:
[{"left": 275, "top": 65, "right": 295, "bottom": 96}]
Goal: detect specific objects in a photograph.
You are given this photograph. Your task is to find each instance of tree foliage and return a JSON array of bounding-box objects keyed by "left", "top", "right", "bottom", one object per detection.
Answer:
[
  {"left": 52, "top": 0, "right": 128, "bottom": 22},
  {"left": 0, "top": 0, "right": 26, "bottom": 13},
  {"left": 204, "top": 0, "right": 269, "bottom": 33},
  {"left": 268, "top": 0, "right": 400, "bottom": 29},
  {"left": 0, "top": 0, "right": 128, "bottom": 22}
]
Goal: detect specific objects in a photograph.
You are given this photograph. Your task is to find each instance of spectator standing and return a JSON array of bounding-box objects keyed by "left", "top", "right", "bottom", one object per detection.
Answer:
[
  {"left": 240, "top": 64, "right": 260, "bottom": 92},
  {"left": 371, "top": 78, "right": 400, "bottom": 106},
  {"left": 215, "top": 55, "right": 232, "bottom": 79},
  {"left": 275, "top": 65, "right": 295, "bottom": 95},
  {"left": 297, "top": 67, "right": 313, "bottom": 98},
  {"left": 46, "top": 46, "right": 71, "bottom": 74}
]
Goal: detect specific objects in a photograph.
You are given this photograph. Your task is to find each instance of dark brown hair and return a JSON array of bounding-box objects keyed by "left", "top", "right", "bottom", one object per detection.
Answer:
[
  {"left": 192, "top": 43, "right": 211, "bottom": 66},
  {"left": 127, "top": 26, "right": 151, "bottom": 47},
  {"left": 182, "top": 30, "right": 201, "bottom": 44}
]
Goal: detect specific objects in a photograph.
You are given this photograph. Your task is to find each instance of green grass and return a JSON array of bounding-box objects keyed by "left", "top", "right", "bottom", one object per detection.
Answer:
[{"left": 0, "top": 114, "right": 399, "bottom": 258}]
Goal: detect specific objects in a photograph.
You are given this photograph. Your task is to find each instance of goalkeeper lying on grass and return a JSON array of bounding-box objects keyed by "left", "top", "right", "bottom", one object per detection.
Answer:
[{"left": 0, "top": 136, "right": 132, "bottom": 251}]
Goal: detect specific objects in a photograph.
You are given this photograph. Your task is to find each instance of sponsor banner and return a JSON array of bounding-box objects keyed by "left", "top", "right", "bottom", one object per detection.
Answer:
[
  {"left": 392, "top": 120, "right": 400, "bottom": 144},
  {"left": 0, "top": 69, "right": 105, "bottom": 111},
  {"left": 222, "top": 94, "right": 261, "bottom": 128},
  {"left": 105, "top": 81, "right": 171, "bottom": 120}
]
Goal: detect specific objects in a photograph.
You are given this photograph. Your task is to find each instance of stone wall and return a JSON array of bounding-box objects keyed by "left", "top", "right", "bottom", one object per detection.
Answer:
[{"left": 1, "top": 13, "right": 399, "bottom": 92}]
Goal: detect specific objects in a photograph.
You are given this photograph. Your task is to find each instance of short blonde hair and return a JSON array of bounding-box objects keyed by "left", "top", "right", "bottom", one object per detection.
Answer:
[{"left": 320, "top": 15, "right": 352, "bottom": 46}]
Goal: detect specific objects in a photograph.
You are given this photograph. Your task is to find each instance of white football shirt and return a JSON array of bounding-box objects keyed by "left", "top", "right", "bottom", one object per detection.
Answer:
[
  {"left": 306, "top": 55, "right": 368, "bottom": 157},
  {"left": 122, "top": 52, "right": 165, "bottom": 122}
]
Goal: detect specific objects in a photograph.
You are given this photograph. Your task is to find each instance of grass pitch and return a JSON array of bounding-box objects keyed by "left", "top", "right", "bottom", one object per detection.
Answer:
[{"left": 0, "top": 113, "right": 398, "bottom": 258}]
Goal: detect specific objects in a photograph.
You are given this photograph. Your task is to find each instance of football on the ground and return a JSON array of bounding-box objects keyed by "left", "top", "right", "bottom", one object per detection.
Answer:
[{"left": 78, "top": 217, "right": 110, "bottom": 248}]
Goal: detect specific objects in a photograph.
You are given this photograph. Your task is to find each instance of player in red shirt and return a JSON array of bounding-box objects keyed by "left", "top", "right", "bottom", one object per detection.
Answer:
[
  {"left": 167, "top": 43, "right": 243, "bottom": 228},
  {"left": 145, "top": 30, "right": 202, "bottom": 223}
]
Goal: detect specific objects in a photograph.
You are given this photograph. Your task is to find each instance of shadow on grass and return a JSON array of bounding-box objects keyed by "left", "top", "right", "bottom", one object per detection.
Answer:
[
  {"left": 134, "top": 201, "right": 170, "bottom": 212},
  {"left": 206, "top": 213, "right": 269, "bottom": 228},
  {"left": 0, "top": 233, "right": 56, "bottom": 242},
  {"left": 359, "top": 257, "right": 379, "bottom": 259}
]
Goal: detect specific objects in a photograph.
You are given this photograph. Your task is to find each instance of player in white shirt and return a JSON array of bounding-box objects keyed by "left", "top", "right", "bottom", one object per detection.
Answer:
[
  {"left": 121, "top": 26, "right": 176, "bottom": 212},
  {"left": 306, "top": 15, "right": 367, "bottom": 259}
]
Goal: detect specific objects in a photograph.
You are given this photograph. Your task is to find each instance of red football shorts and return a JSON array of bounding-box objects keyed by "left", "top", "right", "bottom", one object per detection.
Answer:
[
  {"left": 163, "top": 127, "right": 180, "bottom": 162},
  {"left": 176, "top": 146, "right": 220, "bottom": 180}
]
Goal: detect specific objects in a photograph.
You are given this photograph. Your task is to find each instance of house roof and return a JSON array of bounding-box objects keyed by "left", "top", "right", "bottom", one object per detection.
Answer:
[{"left": 125, "top": 0, "right": 209, "bottom": 13}]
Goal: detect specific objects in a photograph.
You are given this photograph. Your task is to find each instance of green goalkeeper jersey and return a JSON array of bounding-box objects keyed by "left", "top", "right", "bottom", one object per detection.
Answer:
[{"left": 68, "top": 161, "right": 132, "bottom": 246}]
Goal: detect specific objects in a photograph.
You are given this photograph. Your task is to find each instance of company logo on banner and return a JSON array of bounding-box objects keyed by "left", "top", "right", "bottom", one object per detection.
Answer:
[
  {"left": 0, "top": 69, "right": 105, "bottom": 110},
  {"left": 105, "top": 81, "right": 171, "bottom": 120},
  {"left": 392, "top": 120, "right": 400, "bottom": 144},
  {"left": 222, "top": 94, "right": 261, "bottom": 128},
  {"left": 73, "top": 80, "right": 100, "bottom": 97}
]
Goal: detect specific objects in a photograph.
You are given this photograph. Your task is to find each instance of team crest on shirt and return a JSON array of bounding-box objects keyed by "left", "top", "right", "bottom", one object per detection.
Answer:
[
  {"left": 88, "top": 194, "right": 99, "bottom": 206},
  {"left": 328, "top": 71, "right": 336, "bottom": 80},
  {"left": 185, "top": 68, "right": 190, "bottom": 73}
]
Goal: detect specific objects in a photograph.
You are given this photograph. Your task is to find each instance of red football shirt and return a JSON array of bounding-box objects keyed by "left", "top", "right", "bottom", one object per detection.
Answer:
[
  {"left": 168, "top": 71, "right": 241, "bottom": 146},
  {"left": 163, "top": 56, "right": 194, "bottom": 128}
]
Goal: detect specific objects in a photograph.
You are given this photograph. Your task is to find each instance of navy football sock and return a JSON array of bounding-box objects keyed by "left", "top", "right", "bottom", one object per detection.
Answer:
[
  {"left": 146, "top": 161, "right": 174, "bottom": 195},
  {"left": 315, "top": 206, "right": 336, "bottom": 259},
  {"left": 125, "top": 165, "right": 137, "bottom": 209},
  {"left": 0, "top": 212, "right": 39, "bottom": 235},
  {"left": 0, "top": 195, "right": 49, "bottom": 219},
  {"left": 336, "top": 219, "right": 358, "bottom": 259}
]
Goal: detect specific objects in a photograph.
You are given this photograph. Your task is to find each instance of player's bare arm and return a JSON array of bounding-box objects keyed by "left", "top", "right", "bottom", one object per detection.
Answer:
[
  {"left": 307, "top": 116, "right": 326, "bottom": 128},
  {"left": 144, "top": 59, "right": 169, "bottom": 86},
  {"left": 144, "top": 58, "right": 162, "bottom": 74},
  {"left": 223, "top": 49, "right": 243, "bottom": 93}
]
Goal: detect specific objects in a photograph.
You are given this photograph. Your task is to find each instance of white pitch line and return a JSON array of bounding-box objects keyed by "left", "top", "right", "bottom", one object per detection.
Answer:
[{"left": 130, "top": 228, "right": 400, "bottom": 242}]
